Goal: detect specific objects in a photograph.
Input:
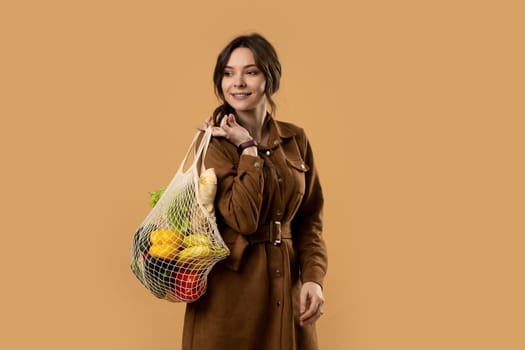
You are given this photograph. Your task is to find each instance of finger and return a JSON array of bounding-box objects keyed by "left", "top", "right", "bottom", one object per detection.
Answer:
[
  {"left": 300, "top": 311, "right": 322, "bottom": 326},
  {"left": 300, "top": 287, "right": 309, "bottom": 314},
  {"left": 211, "top": 126, "right": 227, "bottom": 138},
  {"left": 220, "top": 115, "right": 229, "bottom": 129},
  {"left": 227, "top": 114, "right": 238, "bottom": 126},
  {"left": 300, "top": 301, "right": 323, "bottom": 326},
  {"left": 224, "top": 114, "right": 235, "bottom": 127},
  {"left": 300, "top": 299, "right": 319, "bottom": 323},
  {"left": 300, "top": 290, "right": 323, "bottom": 321}
]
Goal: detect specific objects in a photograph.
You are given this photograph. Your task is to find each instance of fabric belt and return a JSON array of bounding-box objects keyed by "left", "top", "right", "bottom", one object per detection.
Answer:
[{"left": 247, "top": 221, "right": 292, "bottom": 245}]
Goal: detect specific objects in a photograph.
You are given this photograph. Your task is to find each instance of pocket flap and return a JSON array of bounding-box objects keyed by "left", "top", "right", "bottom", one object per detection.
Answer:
[{"left": 285, "top": 158, "right": 310, "bottom": 172}]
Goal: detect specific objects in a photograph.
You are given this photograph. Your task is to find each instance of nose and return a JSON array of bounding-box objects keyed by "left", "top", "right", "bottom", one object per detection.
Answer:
[{"left": 233, "top": 73, "right": 246, "bottom": 88}]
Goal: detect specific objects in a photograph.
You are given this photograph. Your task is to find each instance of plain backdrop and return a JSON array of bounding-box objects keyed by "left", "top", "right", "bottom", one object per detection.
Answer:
[{"left": 1, "top": 0, "right": 524, "bottom": 349}]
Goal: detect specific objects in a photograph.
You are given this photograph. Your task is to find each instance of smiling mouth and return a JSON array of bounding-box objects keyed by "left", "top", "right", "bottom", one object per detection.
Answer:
[{"left": 231, "top": 92, "right": 252, "bottom": 98}]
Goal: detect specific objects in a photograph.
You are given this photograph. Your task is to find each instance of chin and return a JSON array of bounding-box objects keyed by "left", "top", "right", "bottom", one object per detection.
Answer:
[{"left": 227, "top": 101, "right": 255, "bottom": 112}]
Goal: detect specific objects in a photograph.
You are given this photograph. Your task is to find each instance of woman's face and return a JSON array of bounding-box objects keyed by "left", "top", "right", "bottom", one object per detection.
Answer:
[{"left": 221, "top": 47, "right": 267, "bottom": 113}]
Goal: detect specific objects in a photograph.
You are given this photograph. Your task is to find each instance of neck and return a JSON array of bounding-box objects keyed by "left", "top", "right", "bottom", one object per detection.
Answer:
[{"left": 235, "top": 103, "right": 268, "bottom": 143}]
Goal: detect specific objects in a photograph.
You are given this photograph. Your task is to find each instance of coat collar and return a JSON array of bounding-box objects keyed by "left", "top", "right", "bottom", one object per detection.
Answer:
[{"left": 263, "top": 114, "right": 297, "bottom": 149}]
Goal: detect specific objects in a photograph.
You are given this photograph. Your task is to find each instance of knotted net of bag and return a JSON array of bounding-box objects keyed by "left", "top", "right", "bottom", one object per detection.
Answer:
[{"left": 130, "top": 127, "right": 229, "bottom": 302}]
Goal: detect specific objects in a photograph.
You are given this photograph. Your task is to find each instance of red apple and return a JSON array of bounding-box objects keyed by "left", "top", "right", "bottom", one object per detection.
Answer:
[{"left": 170, "top": 270, "right": 207, "bottom": 302}]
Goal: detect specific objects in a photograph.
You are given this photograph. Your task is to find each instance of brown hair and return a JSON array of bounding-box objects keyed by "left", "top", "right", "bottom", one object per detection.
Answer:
[{"left": 212, "top": 33, "right": 282, "bottom": 124}]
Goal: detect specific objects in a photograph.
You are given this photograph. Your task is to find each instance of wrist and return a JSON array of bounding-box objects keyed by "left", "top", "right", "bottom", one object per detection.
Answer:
[{"left": 237, "top": 139, "right": 258, "bottom": 154}]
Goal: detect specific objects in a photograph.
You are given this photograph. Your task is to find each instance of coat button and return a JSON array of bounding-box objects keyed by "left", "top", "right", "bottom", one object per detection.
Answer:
[
  {"left": 276, "top": 300, "right": 281, "bottom": 306},
  {"left": 277, "top": 177, "right": 283, "bottom": 183},
  {"left": 254, "top": 162, "right": 260, "bottom": 168},
  {"left": 275, "top": 269, "right": 282, "bottom": 277},
  {"left": 300, "top": 163, "right": 306, "bottom": 170},
  {"left": 266, "top": 150, "right": 271, "bottom": 156},
  {"left": 273, "top": 140, "right": 279, "bottom": 145}
]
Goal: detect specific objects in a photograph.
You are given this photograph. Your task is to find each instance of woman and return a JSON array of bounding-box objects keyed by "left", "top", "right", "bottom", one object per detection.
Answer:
[{"left": 184, "top": 33, "right": 328, "bottom": 350}]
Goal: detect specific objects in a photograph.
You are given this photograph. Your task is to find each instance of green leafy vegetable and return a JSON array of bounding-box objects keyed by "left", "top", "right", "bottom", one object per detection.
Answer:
[
  {"left": 149, "top": 187, "right": 166, "bottom": 207},
  {"left": 166, "top": 189, "right": 192, "bottom": 234}
]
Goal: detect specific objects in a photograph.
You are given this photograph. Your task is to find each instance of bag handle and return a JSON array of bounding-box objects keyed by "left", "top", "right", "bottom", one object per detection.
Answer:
[
  {"left": 199, "top": 127, "right": 213, "bottom": 174},
  {"left": 177, "top": 126, "right": 213, "bottom": 176}
]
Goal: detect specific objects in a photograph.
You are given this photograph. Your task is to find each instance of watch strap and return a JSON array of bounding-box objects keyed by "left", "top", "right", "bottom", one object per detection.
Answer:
[{"left": 237, "top": 139, "right": 258, "bottom": 154}]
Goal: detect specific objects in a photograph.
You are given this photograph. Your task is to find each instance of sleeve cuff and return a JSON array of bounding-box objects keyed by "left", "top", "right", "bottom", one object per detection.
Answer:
[
  {"left": 301, "top": 268, "right": 326, "bottom": 289},
  {"left": 238, "top": 155, "right": 264, "bottom": 171}
]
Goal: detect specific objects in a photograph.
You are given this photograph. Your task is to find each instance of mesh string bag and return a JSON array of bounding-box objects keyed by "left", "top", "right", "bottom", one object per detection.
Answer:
[{"left": 130, "top": 126, "right": 229, "bottom": 302}]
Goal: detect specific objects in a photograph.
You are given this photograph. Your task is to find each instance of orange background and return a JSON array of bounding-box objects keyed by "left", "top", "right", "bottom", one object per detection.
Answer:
[{"left": 1, "top": 1, "right": 524, "bottom": 349}]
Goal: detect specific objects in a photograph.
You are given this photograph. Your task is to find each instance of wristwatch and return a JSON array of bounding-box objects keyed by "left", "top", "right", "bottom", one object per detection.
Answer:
[{"left": 237, "top": 139, "right": 258, "bottom": 154}]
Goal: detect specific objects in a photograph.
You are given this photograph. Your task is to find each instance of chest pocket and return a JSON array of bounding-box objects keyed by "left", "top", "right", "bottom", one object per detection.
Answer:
[{"left": 285, "top": 158, "right": 310, "bottom": 195}]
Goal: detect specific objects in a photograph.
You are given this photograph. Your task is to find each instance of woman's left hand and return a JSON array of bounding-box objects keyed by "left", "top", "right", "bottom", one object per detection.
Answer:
[
  {"left": 299, "top": 281, "right": 325, "bottom": 326},
  {"left": 198, "top": 115, "right": 254, "bottom": 146}
]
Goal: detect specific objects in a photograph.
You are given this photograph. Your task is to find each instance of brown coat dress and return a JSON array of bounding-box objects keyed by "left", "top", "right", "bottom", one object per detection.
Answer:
[{"left": 182, "top": 116, "right": 328, "bottom": 350}]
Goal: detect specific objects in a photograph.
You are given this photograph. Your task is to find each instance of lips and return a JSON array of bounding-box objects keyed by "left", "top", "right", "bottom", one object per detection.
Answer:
[{"left": 230, "top": 92, "right": 252, "bottom": 99}]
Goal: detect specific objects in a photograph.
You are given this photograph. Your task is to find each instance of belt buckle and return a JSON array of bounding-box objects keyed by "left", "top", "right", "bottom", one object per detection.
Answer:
[{"left": 270, "top": 221, "right": 282, "bottom": 245}]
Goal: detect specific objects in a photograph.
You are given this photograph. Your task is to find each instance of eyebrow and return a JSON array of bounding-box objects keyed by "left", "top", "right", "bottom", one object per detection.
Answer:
[{"left": 224, "top": 64, "right": 258, "bottom": 69}]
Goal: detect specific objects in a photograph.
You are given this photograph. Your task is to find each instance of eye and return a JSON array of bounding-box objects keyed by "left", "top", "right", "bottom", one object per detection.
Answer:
[
  {"left": 223, "top": 71, "right": 233, "bottom": 77},
  {"left": 246, "top": 70, "right": 258, "bottom": 76}
]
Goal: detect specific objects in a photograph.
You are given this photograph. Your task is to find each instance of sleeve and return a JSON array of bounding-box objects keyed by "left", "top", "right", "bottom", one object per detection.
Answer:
[
  {"left": 204, "top": 137, "right": 265, "bottom": 234},
  {"left": 291, "top": 131, "right": 328, "bottom": 287}
]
